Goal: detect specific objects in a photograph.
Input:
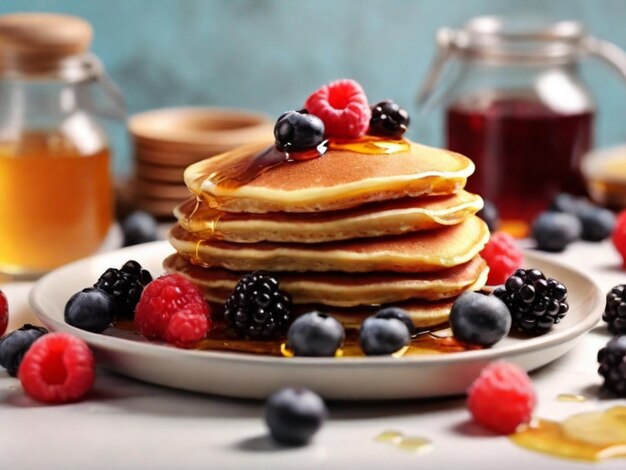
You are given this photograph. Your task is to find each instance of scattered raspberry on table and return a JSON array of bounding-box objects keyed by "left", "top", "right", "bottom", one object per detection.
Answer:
[
  {"left": 467, "top": 361, "right": 536, "bottom": 434},
  {"left": 0, "top": 289, "right": 8, "bottom": 336},
  {"left": 18, "top": 332, "right": 95, "bottom": 404}
]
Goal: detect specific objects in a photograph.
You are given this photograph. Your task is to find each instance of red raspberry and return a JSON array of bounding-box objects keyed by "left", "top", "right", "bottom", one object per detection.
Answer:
[
  {"left": 480, "top": 232, "right": 524, "bottom": 285},
  {"left": 18, "top": 332, "right": 95, "bottom": 404},
  {"left": 135, "top": 274, "right": 212, "bottom": 346},
  {"left": 467, "top": 361, "right": 536, "bottom": 434},
  {"left": 164, "top": 308, "right": 210, "bottom": 348},
  {"left": 305, "top": 79, "right": 371, "bottom": 139},
  {"left": 0, "top": 289, "right": 8, "bottom": 336},
  {"left": 612, "top": 210, "right": 626, "bottom": 267}
]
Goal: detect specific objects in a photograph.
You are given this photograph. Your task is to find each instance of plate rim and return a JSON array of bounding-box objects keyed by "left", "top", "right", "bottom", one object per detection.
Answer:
[{"left": 29, "top": 241, "right": 604, "bottom": 367}]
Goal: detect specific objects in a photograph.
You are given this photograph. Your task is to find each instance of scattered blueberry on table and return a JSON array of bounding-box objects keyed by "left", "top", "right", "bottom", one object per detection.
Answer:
[{"left": 265, "top": 387, "right": 327, "bottom": 446}]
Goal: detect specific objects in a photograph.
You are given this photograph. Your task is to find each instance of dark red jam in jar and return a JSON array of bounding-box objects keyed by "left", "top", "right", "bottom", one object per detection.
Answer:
[{"left": 446, "top": 95, "right": 594, "bottom": 229}]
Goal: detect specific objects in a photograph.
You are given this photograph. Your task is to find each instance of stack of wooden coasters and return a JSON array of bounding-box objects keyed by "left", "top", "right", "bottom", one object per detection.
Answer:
[{"left": 128, "top": 107, "right": 272, "bottom": 217}]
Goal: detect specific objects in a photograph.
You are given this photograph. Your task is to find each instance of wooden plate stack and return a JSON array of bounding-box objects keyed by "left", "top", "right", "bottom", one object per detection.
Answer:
[{"left": 128, "top": 107, "right": 273, "bottom": 218}]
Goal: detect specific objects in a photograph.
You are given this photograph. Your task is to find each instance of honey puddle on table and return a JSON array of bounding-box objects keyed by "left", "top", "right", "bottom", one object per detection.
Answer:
[
  {"left": 375, "top": 430, "right": 433, "bottom": 454},
  {"left": 511, "top": 406, "right": 626, "bottom": 462}
]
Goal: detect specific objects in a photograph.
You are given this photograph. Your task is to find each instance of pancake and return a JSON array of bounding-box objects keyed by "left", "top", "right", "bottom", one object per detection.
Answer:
[
  {"left": 164, "top": 253, "right": 488, "bottom": 306},
  {"left": 184, "top": 140, "right": 474, "bottom": 213},
  {"left": 174, "top": 191, "right": 483, "bottom": 243},
  {"left": 169, "top": 215, "right": 489, "bottom": 273}
]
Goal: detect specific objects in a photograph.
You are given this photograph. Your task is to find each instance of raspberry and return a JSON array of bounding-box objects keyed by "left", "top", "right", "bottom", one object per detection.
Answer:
[
  {"left": 480, "top": 232, "right": 524, "bottom": 285},
  {"left": 612, "top": 210, "right": 626, "bottom": 267},
  {"left": 467, "top": 361, "right": 536, "bottom": 434},
  {"left": 164, "top": 308, "right": 210, "bottom": 348},
  {"left": 304, "top": 79, "right": 371, "bottom": 139},
  {"left": 134, "top": 274, "right": 212, "bottom": 346},
  {"left": 18, "top": 333, "right": 95, "bottom": 404},
  {"left": 0, "top": 289, "right": 8, "bottom": 337}
]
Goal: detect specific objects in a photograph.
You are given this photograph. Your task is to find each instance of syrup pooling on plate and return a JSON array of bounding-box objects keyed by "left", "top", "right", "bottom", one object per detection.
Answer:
[
  {"left": 110, "top": 322, "right": 475, "bottom": 356},
  {"left": 511, "top": 406, "right": 626, "bottom": 462}
]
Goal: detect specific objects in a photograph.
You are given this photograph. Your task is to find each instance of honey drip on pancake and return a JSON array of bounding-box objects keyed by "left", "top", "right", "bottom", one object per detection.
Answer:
[{"left": 200, "top": 136, "right": 410, "bottom": 190}]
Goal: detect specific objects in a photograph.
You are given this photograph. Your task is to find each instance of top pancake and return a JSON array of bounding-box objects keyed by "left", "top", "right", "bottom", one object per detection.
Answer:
[{"left": 184, "top": 140, "right": 474, "bottom": 213}]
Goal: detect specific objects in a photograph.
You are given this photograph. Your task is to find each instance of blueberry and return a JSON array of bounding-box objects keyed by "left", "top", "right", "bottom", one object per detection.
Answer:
[
  {"left": 450, "top": 292, "right": 511, "bottom": 347},
  {"left": 577, "top": 206, "right": 616, "bottom": 242},
  {"left": 477, "top": 200, "right": 499, "bottom": 232},
  {"left": 64, "top": 288, "right": 115, "bottom": 333},
  {"left": 359, "top": 317, "right": 410, "bottom": 356},
  {"left": 0, "top": 324, "right": 48, "bottom": 377},
  {"left": 265, "top": 388, "right": 327, "bottom": 446},
  {"left": 374, "top": 306, "right": 415, "bottom": 335},
  {"left": 532, "top": 211, "right": 581, "bottom": 252},
  {"left": 549, "top": 193, "right": 587, "bottom": 214},
  {"left": 274, "top": 111, "right": 325, "bottom": 152},
  {"left": 122, "top": 211, "right": 159, "bottom": 247},
  {"left": 287, "top": 311, "right": 344, "bottom": 357}
]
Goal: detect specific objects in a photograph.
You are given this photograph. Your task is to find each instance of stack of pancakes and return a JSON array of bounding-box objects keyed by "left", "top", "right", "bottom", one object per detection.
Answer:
[{"left": 166, "top": 139, "right": 489, "bottom": 329}]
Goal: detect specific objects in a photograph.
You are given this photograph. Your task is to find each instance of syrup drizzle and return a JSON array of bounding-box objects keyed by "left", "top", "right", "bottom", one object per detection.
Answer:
[{"left": 195, "top": 135, "right": 409, "bottom": 192}]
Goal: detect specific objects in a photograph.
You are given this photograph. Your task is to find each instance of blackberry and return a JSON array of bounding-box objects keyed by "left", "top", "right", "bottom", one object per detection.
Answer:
[
  {"left": 603, "top": 285, "right": 626, "bottom": 335},
  {"left": 597, "top": 336, "right": 626, "bottom": 397},
  {"left": 94, "top": 260, "right": 152, "bottom": 319},
  {"left": 368, "top": 100, "right": 410, "bottom": 137},
  {"left": 493, "top": 268, "right": 568, "bottom": 334},
  {"left": 224, "top": 271, "right": 292, "bottom": 339}
]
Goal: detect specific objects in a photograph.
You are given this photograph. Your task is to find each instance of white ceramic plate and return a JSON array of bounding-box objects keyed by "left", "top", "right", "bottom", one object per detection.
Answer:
[{"left": 30, "top": 242, "right": 603, "bottom": 400}]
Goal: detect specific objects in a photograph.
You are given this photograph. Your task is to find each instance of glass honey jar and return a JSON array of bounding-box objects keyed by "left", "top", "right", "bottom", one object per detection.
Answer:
[
  {"left": 417, "top": 16, "right": 626, "bottom": 233},
  {"left": 0, "top": 13, "right": 125, "bottom": 276}
]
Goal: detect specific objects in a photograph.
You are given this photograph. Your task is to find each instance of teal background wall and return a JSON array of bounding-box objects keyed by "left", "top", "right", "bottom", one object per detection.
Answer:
[{"left": 2, "top": 0, "right": 626, "bottom": 173}]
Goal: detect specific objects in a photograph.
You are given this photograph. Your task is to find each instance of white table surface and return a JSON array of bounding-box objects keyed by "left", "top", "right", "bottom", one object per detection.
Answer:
[{"left": 1, "top": 240, "right": 625, "bottom": 469}]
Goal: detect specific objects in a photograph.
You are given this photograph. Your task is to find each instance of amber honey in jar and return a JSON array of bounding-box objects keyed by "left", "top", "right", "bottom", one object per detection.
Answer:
[{"left": 0, "top": 13, "right": 124, "bottom": 275}]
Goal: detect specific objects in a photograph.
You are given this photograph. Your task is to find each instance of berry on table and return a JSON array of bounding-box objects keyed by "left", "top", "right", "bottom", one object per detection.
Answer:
[
  {"left": 467, "top": 361, "right": 536, "bottom": 434},
  {"left": 450, "top": 292, "right": 511, "bottom": 347},
  {"left": 122, "top": 211, "right": 159, "bottom": 247},
  {"left": 304, "top": 79, "right": 371, "bottom": 139},
  {"left": 135, "top": 274, "right": 212, "bottom": 346},
  {"left": 531, "top": 211, "right": 581, "bottom": 252},
  {"left": 274, "top": 110, "right": 325, "bottom": 152},
  {"left": 549, "top": 193, "right": 588, "bottom": 214},
  {"left": 374, "top": 306, "right": 415, "bottom": 335},
  {"left": 493, "top": 269, "right": 568, "bottom": 334},
  {"left": 0, "top": 289, "right": 7, "bottom": 337},
  {"left": 612, "top": 210, "right": 626, "bottom": 267},
  {"left": 477, "top": 200, "right": 499, "bottom": 232},
  {"left": 577, "top": 206, "right": 615, "bottom": 242},
  {"left": 224, "top": 271, "right": 291, "bottom": 340},
  {"left": 18, "top": 332, "right": 95, "bottom": 404},
  {"left": 64, "top": 288, "right": 116, "bottom": 333},
  {"left": 0, "top": 324, "right": 48, "bottom": 377},
  {"left": 359, "top": 317, "right": 410, "bottom": 356},
  {"left": 480, "top": 232, "right": 524, "bottom": 286},
  {"left": 265, "top": 387, "right": 327, "bottom": 446},
  {"left": 597, "top": 336, "right": 626, "bottom": 397},
  {"left": 94, "top": 260, "right": 153, "bottom": 319},
  {"left": 287, "top": 311, "right": 344, "bottom": 357},
  {"left": 368, "top": 100, "right": 410, "bottom": 137},
  {"left": 603, "top": 285, "right": 626, "bottom": 335}
]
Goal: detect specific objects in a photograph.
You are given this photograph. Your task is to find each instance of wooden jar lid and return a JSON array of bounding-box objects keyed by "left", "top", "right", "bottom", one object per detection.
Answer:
[{"left": 0, "top": 13, "right": 92, "bottom": 74}]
